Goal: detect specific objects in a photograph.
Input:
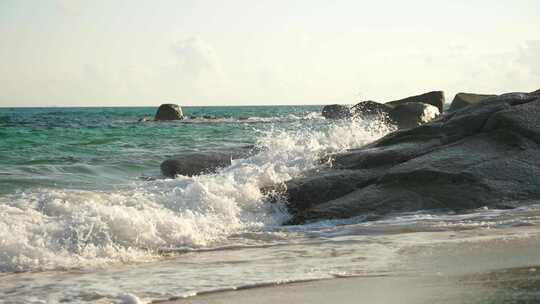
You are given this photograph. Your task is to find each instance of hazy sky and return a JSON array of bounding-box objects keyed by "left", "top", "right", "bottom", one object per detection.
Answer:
[{"left": 1, "top": 0, "right": 539, "bottom": 106}]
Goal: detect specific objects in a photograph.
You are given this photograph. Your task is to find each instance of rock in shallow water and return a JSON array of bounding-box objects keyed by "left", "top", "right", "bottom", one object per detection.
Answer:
[
  {"left": 155, "top": 104, "right": 184, "bottom": 121},
  {"left": 161, "top": 147, "right": 255, "bottom": 177},
  {"left": 281, "top": 92, "right": 540, "bottom": 224}
]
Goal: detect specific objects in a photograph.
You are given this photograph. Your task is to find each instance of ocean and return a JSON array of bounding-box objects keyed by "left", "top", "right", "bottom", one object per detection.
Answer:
[{"left": 1, "top": 106, "right": 540, "bottom": 303}]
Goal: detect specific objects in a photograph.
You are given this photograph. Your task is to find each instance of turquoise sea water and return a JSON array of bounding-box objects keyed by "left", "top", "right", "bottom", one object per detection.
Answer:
[{"left": 0, "top": 106, "right": 320, "bottom": 194}]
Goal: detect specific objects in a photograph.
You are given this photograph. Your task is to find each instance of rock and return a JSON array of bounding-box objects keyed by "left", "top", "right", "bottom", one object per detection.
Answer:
[
  {"left": 161, "top": 147, "right": 254, "bottom": 177},
  {"left": 449, "top": 92, "right": 497, "bottom": 112},
  {"left": 531, "top": 89, "right": 540, "bottom": 95},
  {"left": 388, "top": 102, "right": 440, "bottom": 129},
  {"left": 283, "top": 169, "right": 383, "bottom": 216},
  {"left": 351, "top": 100, "right": 392, "bottom": 118},
  {"left": 155, "top": 104, "right": 184, "bottom": 121},
  {"left": 386, "top": 91, "right": 445, "bottom": 113},
  {"left": 280, "top": 92, "right": 540, "bottom": 224},
  {"left": 203, "top": 115, "right": 217, "bottom": 119},
  {"left": 322, "top": 104, "right": 352, "bottom": 119}
]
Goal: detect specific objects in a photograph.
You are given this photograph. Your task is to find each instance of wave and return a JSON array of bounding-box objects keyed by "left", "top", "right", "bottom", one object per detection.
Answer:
[{"left": 0, "top": 117, "right": 393, "bottom": 273}]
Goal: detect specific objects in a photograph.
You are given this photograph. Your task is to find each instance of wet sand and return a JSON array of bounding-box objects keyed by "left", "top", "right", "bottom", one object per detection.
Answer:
[{"left": 159, "top": 227, "right": 540, "bottom": 304}]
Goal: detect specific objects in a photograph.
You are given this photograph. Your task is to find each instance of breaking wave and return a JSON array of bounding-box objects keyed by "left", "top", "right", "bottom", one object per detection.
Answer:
[{"left": 0, "top": 117, "right": 393, "bottom": 272}]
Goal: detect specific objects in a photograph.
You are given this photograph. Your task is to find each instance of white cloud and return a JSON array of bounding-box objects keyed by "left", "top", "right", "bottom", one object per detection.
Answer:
[{"left": 170, "top": 37, "right": 222, "bottom": 78}]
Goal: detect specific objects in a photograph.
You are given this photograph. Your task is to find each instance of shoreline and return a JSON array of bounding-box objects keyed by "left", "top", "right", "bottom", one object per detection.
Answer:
[{"left": 159, "top": 226, "right": 540, "bottom": 304}]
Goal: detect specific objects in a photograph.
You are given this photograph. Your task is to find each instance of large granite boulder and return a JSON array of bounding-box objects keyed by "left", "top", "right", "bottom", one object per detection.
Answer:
[
  {"left": 386, "top": 91, "right": 445, "bottom": 113},
  {"left": 449, "top": 92, "right": 497, "bottom": 112},
  {"left": 351, "top": 100, "right": 392, "bottom": 118},
  {"left": 161, "top": 147, "right": 254, "bottom": 177},
  {"left": 322, "top": 104, "right": 352, "bottom": 119},
  {"left": 155, "top": 104, "right": 184, "bottom": 121},
  {"left": 388, "top": 102, "right": 440, "bottom": 129},
  {"left": 279, "top": 92, "right": 540, "bottom": 224}
]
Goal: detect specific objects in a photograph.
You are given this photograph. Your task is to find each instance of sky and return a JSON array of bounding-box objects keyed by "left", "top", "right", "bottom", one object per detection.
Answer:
[{"left": 0, "top": 0, "right": 539, "bottom": 107}]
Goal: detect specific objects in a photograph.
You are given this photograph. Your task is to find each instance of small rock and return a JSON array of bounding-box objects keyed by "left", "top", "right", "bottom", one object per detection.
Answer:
[{"left": 154, "top": 104, "right": 184, "bottom": 121}]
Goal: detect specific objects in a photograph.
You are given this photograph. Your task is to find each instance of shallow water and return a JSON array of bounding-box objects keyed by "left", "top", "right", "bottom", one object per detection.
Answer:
[{"left": 1, "top": 106, "right": 540, "bottom": 303}]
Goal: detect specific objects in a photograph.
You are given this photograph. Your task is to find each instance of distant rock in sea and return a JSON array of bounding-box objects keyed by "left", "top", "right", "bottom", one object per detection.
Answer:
[
  {"left": 155, "top": 104, "right": 184, "bottom": 121},
  {"left": 280, "top": 91, "right": 540, "bottom": 224}
]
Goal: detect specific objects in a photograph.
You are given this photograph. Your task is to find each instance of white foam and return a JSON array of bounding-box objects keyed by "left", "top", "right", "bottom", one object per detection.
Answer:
[
  {"left": 118, "top": 293, "right": 147, "bottom": 304},
  {"left": 420, "top": 105, "right": 440, "bottom": 123},
  {"left": 0, "top": 117, "right": 392, "bottom": 272}
]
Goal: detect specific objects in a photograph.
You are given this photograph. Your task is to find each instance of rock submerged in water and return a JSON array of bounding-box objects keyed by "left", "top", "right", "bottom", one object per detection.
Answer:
[
  {"left": 449, "top": 92, "right": 497, "bottom": 112},
  {"left": 160, "top": 147, "right": 255, "bottom": 177},
  {"left": 280, "top": 91, "right": 540, "bottom": 224},
  {"left": 155, "top": 104, "right": 184, "bottom": 121}
]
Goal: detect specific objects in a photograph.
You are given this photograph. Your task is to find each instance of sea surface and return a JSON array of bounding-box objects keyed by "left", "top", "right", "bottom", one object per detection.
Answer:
[{"left": 1, "top": 106, "right": 540, "bottom": 304}]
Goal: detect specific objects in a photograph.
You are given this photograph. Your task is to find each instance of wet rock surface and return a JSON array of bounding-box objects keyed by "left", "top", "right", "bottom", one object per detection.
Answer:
[{"left": 282, "top": 92, "right": 540, "bottom": 224}]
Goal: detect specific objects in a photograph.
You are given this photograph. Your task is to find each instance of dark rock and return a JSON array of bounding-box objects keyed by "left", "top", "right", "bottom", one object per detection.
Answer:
[
  {"left": 386, "top": 91, "right": 445, "bottom": 113},
  {"left": 351, "top": 100, "right": 392, "bottom": 118},
  {"left": 203, "top": 115, "right": 217, "bottom": 119},
  {"left": 322, "top": 104, "right": 352, "bottom": 119},
  {"left": 281, "top": 92, "right": 540, "bottom": 224},
  {"left": 284, "top": 169, "right": 383, "bottom": 215},
  {"left": 388, "top": 102, "right": 440, "bottom": 129},
  {"left": 161, "top": 147, "right": 254, "bottom": 177},
  {"left": 449, "top": 92, "right": 497, "bottom": 112},
  {"left": 155, "top": 104, "right": 184, "bottom": 121}
]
